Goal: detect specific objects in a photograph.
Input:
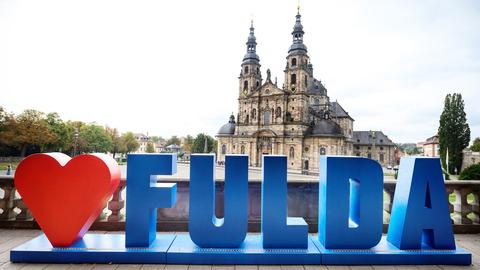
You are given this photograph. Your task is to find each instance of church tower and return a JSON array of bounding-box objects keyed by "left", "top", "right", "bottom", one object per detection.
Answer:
[
  {"left": 284, "top": 9, "right": 312, "bottom": 93},
  {"left": 239, "top": 21, "right": 262, "bottom": 97}
]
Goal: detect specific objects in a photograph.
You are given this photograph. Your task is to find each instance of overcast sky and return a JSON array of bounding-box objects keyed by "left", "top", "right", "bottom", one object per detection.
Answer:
[{"left": 1, "top": 0, "right": 479, "bottom": 143}]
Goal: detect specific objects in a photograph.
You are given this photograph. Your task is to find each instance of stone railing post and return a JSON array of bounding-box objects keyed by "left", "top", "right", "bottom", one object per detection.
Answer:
[
  {"left": 453, "top": 188, "right": 473, "bottom": 225},
  {"left": 0, "top": 181, "right": 16, "bottom": 220},
  {"left": 108, "top": 180, "right": 126, "bottom": 222},
  {"left": 383, "top": 180, "right": 396, "bottom": 223},
  {"left": 445, "top": 180, "right": 480, "bottom": 225},
  {"left": 14, "top": 196, "right": 33, "bottom": 220}
]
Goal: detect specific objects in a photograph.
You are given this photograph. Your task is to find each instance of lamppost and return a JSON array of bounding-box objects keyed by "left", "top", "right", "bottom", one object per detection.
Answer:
[{"left": 73, "top": 129, "right": 79, "bottom": 156}]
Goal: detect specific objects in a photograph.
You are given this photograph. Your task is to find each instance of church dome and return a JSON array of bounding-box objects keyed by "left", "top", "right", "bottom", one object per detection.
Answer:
[
  {"left": 309, "top": 119, "right": 343, "bottom": 137},
  {"left": 217, "top": 115, "right": 236, "bottom": 136}
]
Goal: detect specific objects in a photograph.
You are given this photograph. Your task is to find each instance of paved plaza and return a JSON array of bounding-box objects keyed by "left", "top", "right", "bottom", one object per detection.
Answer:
[{"left": 0, "top": 230, "right": 478, "bottom": 269}]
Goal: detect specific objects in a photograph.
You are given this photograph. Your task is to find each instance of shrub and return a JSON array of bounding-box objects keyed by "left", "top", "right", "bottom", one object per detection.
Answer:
[{"left": 459, "top": 164, "right": 480, "bottom": 180}]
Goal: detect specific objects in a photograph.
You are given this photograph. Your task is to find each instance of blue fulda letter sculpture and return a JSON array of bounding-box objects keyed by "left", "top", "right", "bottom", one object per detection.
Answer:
[
  {"left": 125, "top": 154, "right": 177, "bottom": 247},
  {"left": 262, "top": 155, "right": 308, "bottom": 248},
  {"left": 319, "top": 156, "right": 384, "bottom": 249},
  {"left": 387, "top": 157, "right": 456, "bottom": 249},
  {"left": 189, "top": 154, "right": 249, "bottom": 247}
]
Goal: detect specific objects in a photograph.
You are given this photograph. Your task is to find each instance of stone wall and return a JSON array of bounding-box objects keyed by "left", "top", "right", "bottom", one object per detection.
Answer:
[
  {"left": 462, "top": 151, "right": 480, "bottom": 171},
  {"left": 353, "top": 145, "right": 395, "bottom": 167}
]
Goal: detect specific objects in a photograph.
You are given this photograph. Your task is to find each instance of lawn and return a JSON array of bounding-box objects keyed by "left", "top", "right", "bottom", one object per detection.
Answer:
[{"left": 0, "top": 162, "right": 19, "bottom": 170}]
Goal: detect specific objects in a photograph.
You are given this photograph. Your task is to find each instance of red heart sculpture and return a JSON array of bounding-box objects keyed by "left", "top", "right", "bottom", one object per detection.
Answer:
[{"left": 14, "top": 153, "right": 120, "bottom": 247}]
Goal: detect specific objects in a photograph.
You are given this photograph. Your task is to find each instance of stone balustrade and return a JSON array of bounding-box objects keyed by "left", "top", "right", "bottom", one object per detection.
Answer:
[{"left": 0, "top": 176, "right": 478, "bottom": 233}]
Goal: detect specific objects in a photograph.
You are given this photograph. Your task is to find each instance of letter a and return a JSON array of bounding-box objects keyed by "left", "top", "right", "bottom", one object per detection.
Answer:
[{"left": 387, "top": 157, "right": 455, "bottom": 249}]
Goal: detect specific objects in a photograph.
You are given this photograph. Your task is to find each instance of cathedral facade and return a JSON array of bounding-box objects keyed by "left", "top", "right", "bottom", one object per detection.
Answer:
[{"left": 217, "top": 11, "right": 394, "bottom": 172}]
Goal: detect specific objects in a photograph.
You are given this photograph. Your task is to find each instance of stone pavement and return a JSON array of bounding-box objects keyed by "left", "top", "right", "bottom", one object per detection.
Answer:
[{"left": 0, "top": 230, "right": 478, "bottom": 269}]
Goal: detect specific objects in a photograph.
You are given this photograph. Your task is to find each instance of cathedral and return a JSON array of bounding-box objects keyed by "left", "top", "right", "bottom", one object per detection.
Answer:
[{"left": 216, "top": 10, "right": 395, "bottom": 172}]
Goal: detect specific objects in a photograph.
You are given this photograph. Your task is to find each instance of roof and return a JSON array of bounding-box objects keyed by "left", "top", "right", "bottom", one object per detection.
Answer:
[
  {"left": 424, "top": 134, "right": 439, "bottom": 144},
  {"left": 307, "top": 119, "right": 344, "bottom": 137},
  {"left": 331, "top": 102, "right": 352, "bottom": 119},
  {"left": 217, "top": 115, "right": 236, "bottom": 136},
  {"left": 353, "top": 131, "right": 395, "bottom": 146},
  {"left": 306, "top": 78, "right": 327, "bottom": 96},
  {"left": 217, "top": 123, "right": 235, "bottom": 135},
  {"left": 166, "top": 144, "right": 181, "bottom": 149}
]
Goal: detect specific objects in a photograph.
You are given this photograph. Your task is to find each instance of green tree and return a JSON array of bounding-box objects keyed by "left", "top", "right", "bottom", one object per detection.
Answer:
[
  {"left": 470, "top": 137, "right": 480, "bottom": 152},
  {"left": 44, "top": 112, "right": 69, "bottom": 152},
  {"left": 438, "top": 93, "right": 471, "bottom": 174},
  {"left": 120, "top": 132, "right": 140, "bottom": 155},
  {"left": 407, "top": 147, "right": 421, "bottom": 155},
  {"left": 0, "top": 107, "right": 17, "bottom": 155},
  {"left": 146, "top": 142, "right": 155, "bottom": 153},
  {"left": 150, "top": 136, "right": 163, "bottom": 143},
  {"left": 166, "top": 135, "right": 181, "bottom": 146},
  {"left": 0, "top": 107, "right": 14, "bottom": 146},
  {"left": 11, "top": 110, "right": 56, "bottom": 156},
  {"left": 458, "top": 164, "right": 480, "bottom": 180},
  {"left": 191, "top": 133, "right": 215, "bottom": 153},
  {"left": 107, "top": 127, "right": 122, "bottom": 158},
  {"left": 182, "top": 135, "right": 195, "bottom": 153},
  {"left": 78, "top": 123, "right": 112, "bottom": 153}
]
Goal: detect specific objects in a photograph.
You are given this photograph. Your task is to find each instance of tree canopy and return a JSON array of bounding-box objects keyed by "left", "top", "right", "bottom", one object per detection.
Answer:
[
  {"left": 191, "top": 133, "right": 216, "bottom": 153},
  {"left": 0, "top": 106, "right": 139, "bottom": 157},
  {"left": 146, "top": 142, "right": 155, "bottom": 153},
  {"left": 120, "top": 132, "right": 140, "bottom": 155},
  {"left": 166, "top": 136, "right": 181, "bottom": 146},
  {"left": 438, "top": 93, "right": 470, "bottom": 174},
  {"left": 470, "top": 137, "right": 480, "bottom": 152}
]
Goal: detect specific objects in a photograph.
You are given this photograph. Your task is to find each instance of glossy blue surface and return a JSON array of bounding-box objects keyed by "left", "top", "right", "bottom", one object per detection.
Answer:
[
  {"left": 189, "top": 154, "right": 248, "bottom": 248},
  {"left": 312, "top": 235, "right": 471, "bottom": 265},
  {"left": 10, "top": 233, "right": 471, "bottom": 265},
  {"left": 167, "top": 234, "right": 321, "bottom": 264},
  {"left": 318, "top": 156, "right": 384, "bottom": 249},
  {"left": 387, "top": 157, "right": 456, "bottom": 249},
  {"left": 125, "top": 154, "right": 177, "bottom": 247},
  {"left": 261, "top": 155, "right": 308, "bottom": 249},
  {"left": 10, "top": 233, "right": 176, "bottom": 263}
]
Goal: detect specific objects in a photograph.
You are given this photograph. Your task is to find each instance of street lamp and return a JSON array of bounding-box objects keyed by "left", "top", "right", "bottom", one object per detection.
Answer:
[{"left": 73, "top": 129, "right": 79, "bottom": 156}]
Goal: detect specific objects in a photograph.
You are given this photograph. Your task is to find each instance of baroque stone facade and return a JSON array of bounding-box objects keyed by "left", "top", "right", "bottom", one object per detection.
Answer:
[{"left": 217, "top": 11, "right": 395, "bottom": 171}]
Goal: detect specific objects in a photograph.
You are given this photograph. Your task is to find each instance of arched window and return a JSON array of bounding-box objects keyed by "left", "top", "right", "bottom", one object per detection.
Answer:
[
  {"left": 263, "top": 110, "right": 270, "bottom": 125},
  {"left": 257, "top": 67, "right": 260, "bottom": 74},
  {"left": 314, "top": 98, "right": 319, "bottom": 105},
  {"left": 291, "top": 74, "right": 296, "bottom": 85},
  {"left": 245, "top": 114, "right": 249, "bottom": 124},
  {"left": 291, "top": 58, "right": 297, "bottom": 66},
  {"left": 289, "top": 147, "right": 295, "bottom": 159},
  {"left": 241, "top": 145, "right": 245, "bottom": 154},
  {"left": 244, "top": 66, "right": 249, "bottom": 74},
  {"left": 271, "top": 108, "right": 275, "bottom": 122},
  {"left": 256, "top": 81, "right": 260, "bottom": 87},
  {"left": 276, "top": 107, "right": 282, "bottom": 118},
  {"left": 252, "top": 109, "right": 257, "bottom": 120},
  {"left": 304, "top": 75, "right": 307, "bottom": 85},
  {"left": 221, "top": 144, "right": 226, "bottom": 154},
  {"left": 243, "top": 80, "right": 248, "bottom": 90}
]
